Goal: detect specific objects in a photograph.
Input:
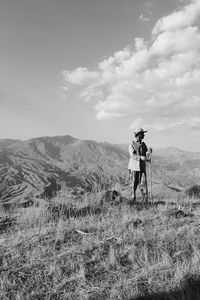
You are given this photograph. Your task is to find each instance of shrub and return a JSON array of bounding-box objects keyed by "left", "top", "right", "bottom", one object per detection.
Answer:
[{"left": 185, "top": 185, "right": 200, "bottom": 198}]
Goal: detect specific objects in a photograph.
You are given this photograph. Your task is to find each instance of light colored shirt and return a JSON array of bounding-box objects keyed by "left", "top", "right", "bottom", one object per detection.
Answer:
[{"left": 128, "top": 140, "right": 148, "bottom": 172}]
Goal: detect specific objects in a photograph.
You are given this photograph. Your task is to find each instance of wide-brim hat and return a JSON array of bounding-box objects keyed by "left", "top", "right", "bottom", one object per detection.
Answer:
[{"left": 134, "top": 128, "right": 148, "bottom": 136}]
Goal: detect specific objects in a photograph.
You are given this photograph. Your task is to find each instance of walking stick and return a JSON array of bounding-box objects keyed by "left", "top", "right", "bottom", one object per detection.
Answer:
[{"left": 147, "top": 148, "right": 153, "bottom": 201}]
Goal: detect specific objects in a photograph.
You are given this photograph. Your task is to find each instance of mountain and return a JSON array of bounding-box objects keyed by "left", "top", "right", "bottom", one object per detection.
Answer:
[
  {"left": 0, "top": 135, "right": 128, "bottom": 205},
  {"left": 0, "top": 135, "right": 200, "bottom": 206},
  {"left": 114, "top": 145, "right": 200, "bottom": 197},
  {"left": 0, "top": 139, "right": 21, "bottom": 148},
  {"left": 152, "top": 147, "right": 200, "bottom": 190}
]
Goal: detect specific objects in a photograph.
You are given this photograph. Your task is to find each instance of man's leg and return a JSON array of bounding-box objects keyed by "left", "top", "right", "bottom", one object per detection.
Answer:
[
  {"left": 140, "top": 172, "right": 149, "bottom": 202},
  {"left": 131, "top": 171, "right": 139, "bottom": 201},
  {"left": 142, "top": 171, "right": 148, "bottom": 195}
]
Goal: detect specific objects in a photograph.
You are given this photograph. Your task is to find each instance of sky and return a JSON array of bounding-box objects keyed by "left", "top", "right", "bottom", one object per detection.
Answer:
[{"left": 0, "top": 0, "right": 200, "bottom": 151}]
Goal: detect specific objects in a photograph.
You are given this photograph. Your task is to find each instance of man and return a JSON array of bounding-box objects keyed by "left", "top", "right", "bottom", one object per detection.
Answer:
[{"left": 128, "top": 128, "right": 152, "bottom": 203}]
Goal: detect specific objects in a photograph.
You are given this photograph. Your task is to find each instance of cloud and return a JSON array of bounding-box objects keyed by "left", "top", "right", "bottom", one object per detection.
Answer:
[
  {"left": 151, "top": 27, "right": 200, "bottom": 56},
  {"left": 144, "top": 117, "right": 200, "bottom": 131},
  {"left": 79, "top": 86, "right": 104, "bottom": 102},
  {"left": 62, "top": 0, "right": 200, "bottom": 132},
  {"left": 129, "top": 116, "right": 200, "bottom": 133},
  {"left": 134, "top": 38, "right": 146, "bottom": 51},
  {"left": 62, "top": 67, "right": 99, "bottom": 86},
  {"left": 139, "top": 14, "right": 150, "bottom": 22},
  {"left": 152, "top": 0, "right": 200, "bottom": 35},
  {"left": 61, "top": 86, "right": 69, "bottom": 92},
  {"left": 96, "top": 110, "right": 125, "bottom": 120}
]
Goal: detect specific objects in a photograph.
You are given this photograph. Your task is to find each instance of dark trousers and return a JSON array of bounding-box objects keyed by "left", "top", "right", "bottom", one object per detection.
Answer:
[{"left": 131, "top": 170, "right": 148, "bottom": 198}]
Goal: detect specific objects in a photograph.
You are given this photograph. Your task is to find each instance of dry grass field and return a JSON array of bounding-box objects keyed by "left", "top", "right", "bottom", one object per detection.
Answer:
[{"left": 1, "top": 191, "right": 200, "bottom": 300}]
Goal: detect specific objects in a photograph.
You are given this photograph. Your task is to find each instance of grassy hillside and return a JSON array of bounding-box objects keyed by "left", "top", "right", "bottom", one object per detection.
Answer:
[{"left": 1, "top": 191, "right": 200, "bottom": 300}]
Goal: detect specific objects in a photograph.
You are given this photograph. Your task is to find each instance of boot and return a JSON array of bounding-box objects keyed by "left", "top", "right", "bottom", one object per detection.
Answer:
[{"left": 130, "top": 193, "right": 136, "bottom": 205}]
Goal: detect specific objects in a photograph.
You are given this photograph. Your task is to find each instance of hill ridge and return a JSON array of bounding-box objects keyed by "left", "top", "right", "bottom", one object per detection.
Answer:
[{"left": 0, "top": 134, "right": 200, "bottom": 205}]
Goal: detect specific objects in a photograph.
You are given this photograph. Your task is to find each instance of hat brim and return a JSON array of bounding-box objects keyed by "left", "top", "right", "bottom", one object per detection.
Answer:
[{"left": 134, "top": 130, "right": 148, "bottom": 136}]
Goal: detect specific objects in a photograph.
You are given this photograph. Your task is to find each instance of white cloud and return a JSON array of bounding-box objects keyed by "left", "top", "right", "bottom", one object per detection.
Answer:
[
  {"left": 152, "top": 0, "right": 200, "bottom": 35},
  {"left": 139, "top": 14, "right": 150, "bottom": 22},
  {"left": 60, "top": 86, "right": 69, "bottom": 92},
  {"left": 135, "top": 38, "right": 146, "bottom": 51},
  {"left": 188, "top": 117, "right": 200, "bottom": 129},
  {"left": 62, "top": 67, "right": 99, "bottom": 86},
  {"left": 96, "top": 110, "right": 125, "bottom": 120},
  {"left": 62, "top": 0, "right": 200, "bottom": 133},
  {"left": 175, "top": 69, "right": 200, "bottom": 90},
  {"left": 80, "top": 86, "right": 104, "bottom": 102},
  {"left": 144, "top": 117, "right": 200, "bottom": 131},
  {"left": 151, "top": 27, "right": 200, "bottom": 55}
]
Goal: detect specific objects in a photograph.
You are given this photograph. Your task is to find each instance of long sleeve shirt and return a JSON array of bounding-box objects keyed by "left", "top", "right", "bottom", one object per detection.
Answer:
[{"left": 128, "top": 140, "right": 148, "bottom": 172}]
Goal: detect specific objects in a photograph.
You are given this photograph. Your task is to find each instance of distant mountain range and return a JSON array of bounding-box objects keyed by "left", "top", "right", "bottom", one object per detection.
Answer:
[{"left": 0, "top": 135, "right": 200, "bottom": 205}]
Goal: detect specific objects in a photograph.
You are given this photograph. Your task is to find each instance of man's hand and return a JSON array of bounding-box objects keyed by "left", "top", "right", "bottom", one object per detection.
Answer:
[
  {"left": 140, "top": 156, "right": 146, "bottom": 161},
  {"left": 148, "top": 147, "right": 153, "bottom": 153}
]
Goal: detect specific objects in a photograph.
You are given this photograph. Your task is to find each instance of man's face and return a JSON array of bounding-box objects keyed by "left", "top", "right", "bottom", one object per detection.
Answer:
[{"left": 137, "top": 132, "right": 144, "bottom": 140}]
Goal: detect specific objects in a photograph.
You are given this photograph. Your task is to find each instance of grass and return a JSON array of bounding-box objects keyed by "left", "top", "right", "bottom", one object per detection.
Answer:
[{"left": 1, "top": 191, "right": 200, "bottom": 300}]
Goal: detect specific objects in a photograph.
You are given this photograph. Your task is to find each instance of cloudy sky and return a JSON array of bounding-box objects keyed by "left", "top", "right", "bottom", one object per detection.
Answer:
[{"left": 1, "top": 0, "right": 200, "bottom": 151}]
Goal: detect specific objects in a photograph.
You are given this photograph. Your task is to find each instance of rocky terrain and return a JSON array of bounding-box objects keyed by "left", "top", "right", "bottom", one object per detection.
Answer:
[{"left": 0, "top": 135, "right": 200, "bottom": 206}]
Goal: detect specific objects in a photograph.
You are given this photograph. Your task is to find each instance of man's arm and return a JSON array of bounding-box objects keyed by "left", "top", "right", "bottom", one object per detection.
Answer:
[
  {"left": 128, "top": 142, "right": 137, "bottom": 157},
  {"left": 141, "top": 142, "right": 151, "bottom": 161},
  {"left": 146, "top": 147, "right": 153, "bottom": 162}
]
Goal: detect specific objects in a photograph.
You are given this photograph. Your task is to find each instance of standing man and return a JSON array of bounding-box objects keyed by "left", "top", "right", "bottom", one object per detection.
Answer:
[{"left": 128, "top": 128, "right": 152, "bottom": 203}]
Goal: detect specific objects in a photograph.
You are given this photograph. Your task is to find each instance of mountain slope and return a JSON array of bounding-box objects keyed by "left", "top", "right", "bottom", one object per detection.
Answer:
[
  {"left": 0, "top": 139, "right": 21, "bottom": 148},
  {"left": 152, "top": 147, "right": 200, "bottom": 189},
  {"left": 0, "top": 135, "right": 129, "bottom": 205},
  {"left": 0, "top": 136, "right": 200, "bottom": 205}
]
